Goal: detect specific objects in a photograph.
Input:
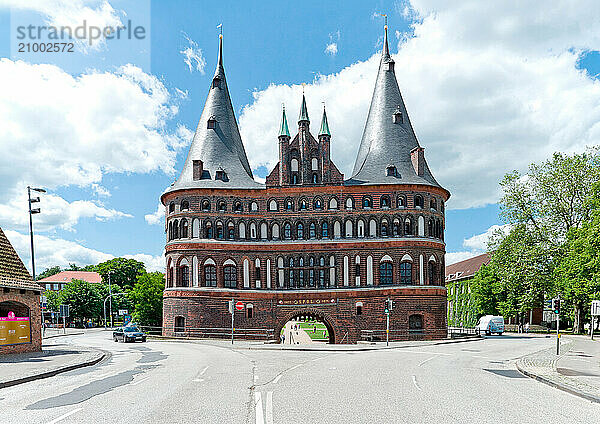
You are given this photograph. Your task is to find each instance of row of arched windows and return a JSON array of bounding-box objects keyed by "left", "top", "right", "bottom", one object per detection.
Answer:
[
  {"left": 166, "top": 254, "right": 442, "bottom": 289},
  {"left": 167, "top": 194, "right": 445, "bottom": 214},
  {"left": 167, "top": 215, "right": 444, "bottom": 242}
]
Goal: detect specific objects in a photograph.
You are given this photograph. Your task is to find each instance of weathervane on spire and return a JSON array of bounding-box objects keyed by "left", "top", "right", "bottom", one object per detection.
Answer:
[
  {"left": 217, "top": 23, "right": 223, "bottom": 37},
  {"left": 377, "top": 13, "right": 388, "bottom": 28}
]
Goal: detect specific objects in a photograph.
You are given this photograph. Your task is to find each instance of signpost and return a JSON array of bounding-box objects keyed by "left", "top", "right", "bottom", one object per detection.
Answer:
[
  {"left": 591, "top": 300, "right": 600, "bottom": 340},
  {"left": 59, "top": 304, "right": 70, "bottom": 335},
  {"left": 228, "top": 300, "right": 244, "bottom": 344},
  {"left": 384, "top": 298, "right": 393, "bottom": 346},
  {"left": 552, "top": 296, "right": 561, "bottom": 355}
]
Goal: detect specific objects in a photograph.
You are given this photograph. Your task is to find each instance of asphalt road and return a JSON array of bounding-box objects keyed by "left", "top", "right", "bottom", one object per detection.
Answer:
[{"left": 0, "top": 332, "right": 598, "bottom": 423}]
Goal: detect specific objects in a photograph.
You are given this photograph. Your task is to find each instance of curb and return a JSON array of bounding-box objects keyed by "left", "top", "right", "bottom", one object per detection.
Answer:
[
  {"left": 516, "top": 360, "right": 600, "bottom": 404},
  {"left": 0, "top": 349, "right": 109, "bottom": 389},
  {"left": 43, "top": 331, "right": 85, "bottom": 340}
]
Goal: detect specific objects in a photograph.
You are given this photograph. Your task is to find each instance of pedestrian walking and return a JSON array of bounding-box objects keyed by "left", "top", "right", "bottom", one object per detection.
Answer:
[
  {"left": 281, "top": 333, "right": 285, "bottom": 344},
  {"left": 525, "top": 322, "right": 530, "bottom": 333}
]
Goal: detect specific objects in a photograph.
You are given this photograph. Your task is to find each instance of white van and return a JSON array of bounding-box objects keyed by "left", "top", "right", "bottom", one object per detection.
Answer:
[{"left": 475, "top": 315, "right": 504, "bottom": 336}]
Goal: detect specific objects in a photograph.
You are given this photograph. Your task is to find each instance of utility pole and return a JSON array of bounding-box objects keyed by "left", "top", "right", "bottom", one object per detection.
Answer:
[
  {"left": 229, "top": 298, "right": 235, "bottom": 344},
  {"left": 553, "top": 295, "right": 561, "bottom": 355},
  {"left": 384, "top": 298, "right": 392, "bottom": 346},
  {"left": 27, "top": 186, "right": 45, "bottom": 336},
  {"left": 108, "top": 271, "right": 113, "bottom": 328}
]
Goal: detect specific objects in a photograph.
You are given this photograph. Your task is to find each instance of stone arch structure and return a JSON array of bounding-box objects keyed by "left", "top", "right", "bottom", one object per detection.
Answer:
[{"left": 274, "top": 307, "right": 339, "bottom": 344}]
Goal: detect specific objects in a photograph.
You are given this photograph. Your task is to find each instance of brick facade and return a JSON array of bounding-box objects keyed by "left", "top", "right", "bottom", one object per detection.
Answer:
[{"left": 0, "top": 288, "right": 41, "bottom": 354}]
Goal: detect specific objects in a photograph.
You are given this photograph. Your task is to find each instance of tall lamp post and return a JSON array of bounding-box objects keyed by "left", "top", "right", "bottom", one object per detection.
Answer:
[
  {"left": 27, "top": 186, "right": 46, "bottom": 335},
  {"left": 107, "top": 271, "right": 114, "bottom": 328}
]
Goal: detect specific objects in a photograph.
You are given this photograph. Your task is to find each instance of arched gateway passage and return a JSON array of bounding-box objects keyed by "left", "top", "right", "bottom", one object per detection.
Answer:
[{"left": 275, "top": 309, "right": 337, "bottom": 344}]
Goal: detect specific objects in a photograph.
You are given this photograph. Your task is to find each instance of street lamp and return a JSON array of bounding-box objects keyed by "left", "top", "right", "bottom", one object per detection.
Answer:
[
  {"left": 104, "top": 292, "right": 126, "bottom": 329},
  {"left": 107, "top": 271, "right": 114, "bottom": 328},
  {"left": 27, "top": 186, "right": 46, "bottom": 336}
]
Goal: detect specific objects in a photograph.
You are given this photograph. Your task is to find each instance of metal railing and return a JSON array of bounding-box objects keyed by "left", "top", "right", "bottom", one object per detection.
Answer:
[
  {"left": 360, "top": 328, "right": 446, "bottom": 342},
  {"left": 447, "top": 326, "right": 479, "bottom": 338},
  {"left": 137, "top": 325, "right": 275, "bottom": 341}
]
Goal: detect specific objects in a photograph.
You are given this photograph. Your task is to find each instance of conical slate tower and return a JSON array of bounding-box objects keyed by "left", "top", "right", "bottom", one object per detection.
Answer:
[
  {"left": 166, "top": 34, "right": 261, "bottom": 192},
  {"left": 350, "top": 26, "right": 441, "bottom": 188}
]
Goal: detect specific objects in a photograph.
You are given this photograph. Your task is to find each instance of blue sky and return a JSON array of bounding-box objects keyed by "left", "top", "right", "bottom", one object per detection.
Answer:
[{"left": 1, "top": 1, "right": 599, "bottom": 273}]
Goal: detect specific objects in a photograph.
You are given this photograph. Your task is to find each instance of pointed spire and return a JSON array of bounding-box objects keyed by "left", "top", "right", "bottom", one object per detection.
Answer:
[
  {"left": 383, "top": 24, "right": 390, "bottom": 59},
  {"left": 319, "top": 104, "right": 330, "bottom": 137},
  {"left": 279, "top": 105, "right": 290, "bottom": 137},
  {"left": 298, "top": 93, "right": 310, "bottom": 123},
  {"left": 165, "top": 32, "right": 261, "bottom": 192}
]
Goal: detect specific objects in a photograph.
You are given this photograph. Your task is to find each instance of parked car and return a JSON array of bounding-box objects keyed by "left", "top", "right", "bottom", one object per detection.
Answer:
[
  {"left": 475, "top": 315, "right": 504, "bottom": 336},
  {"left": 113, "top": 325, "right": 146, "bottom": 343}
]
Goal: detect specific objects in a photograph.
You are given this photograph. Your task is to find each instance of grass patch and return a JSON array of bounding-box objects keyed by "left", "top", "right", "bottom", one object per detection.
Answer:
[{"left": 298, "top": 321, "right": 329, "bottom": 340}]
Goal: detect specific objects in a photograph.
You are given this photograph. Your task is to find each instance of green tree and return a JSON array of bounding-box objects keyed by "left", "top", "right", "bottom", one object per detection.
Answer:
[
  {"left": 96, "top": 258, "right": 146, "bottom": 292},
  {"left": 59, "top": 279, "right": 103, "bottom": 323},
  {"left": 45, "top": 289, "right": 62, "bottom": 312},
  {"left": 129, "top": 272, "right": 164, "bottom": 326},
  {"left": 36, "top": 266, "right": 61, "bottom": 280},
  {"left": 471, "top": 262, "right": 501, "bottom": 316},
  {"left": 555, "top": 183, "right": 600, "bottom": 333}
]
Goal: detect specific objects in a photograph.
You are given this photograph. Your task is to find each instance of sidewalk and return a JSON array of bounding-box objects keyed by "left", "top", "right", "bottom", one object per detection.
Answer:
[
  {"left": 42, "top": 327, "right": 86, "bottom": 339},
  {"left": 0, "top": 341, "right": 107, "bottom": 388},
  {"left": 516, "top": 335, "right": 600, "bottom": 403}
]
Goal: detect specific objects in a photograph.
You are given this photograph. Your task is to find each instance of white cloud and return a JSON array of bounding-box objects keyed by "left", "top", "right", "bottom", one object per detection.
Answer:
[
  {"left": 0, "top": 59, "right": 189, "bottom": 231},
  {"left": 239, "top": 1, "right": 600, "bottom": 209},
  {"left": 145, "top": 202, "right": 165, "bottom": 226},
  {"left": 325, "top": 43, "right": 338, "bottom": 56},
  {"left": 180, "top": 33, "right": 206, "bottom": 74},
  {"left": 4, "top": 229, "right": 164, "bottom": 274},
  {"left": 445, "top": 224, "right": 510, "bottom": 265},
  {"left": 3, "top": 0, "right": 124, "bottom": 51}
]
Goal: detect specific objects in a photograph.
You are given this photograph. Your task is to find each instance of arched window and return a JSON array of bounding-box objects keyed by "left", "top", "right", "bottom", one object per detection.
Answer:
[
  {"left": 357, "top": 220, "right": 365, "bottom": 238},
  {"left": 291, "top": 158, "right": 299, "bottom": 172},
  {"left": 430, "top": 198, "right": 437, "bottom": 210},
  {"left": 250, "top": 223, "right": 257, "bottom": 239},
  {"left": 181, "top": 200, "right": 189, "bottom": 211},
  {"left": 180, "top": 220, "right": 188, "bottom": 238},
  {"left": 289, "top": 258, "right": 295, "bottom": 287},
  {"left": 319, "top": 257, "right": 325, "bottom": 287},
  {"left": 393, "top": 219, "right": 400, "bottom": 237},
  {"left": 224, "top": 265, "right": 237, "bottom": 288},
  {"left": 204, "top": 265, "right": 217, "bottom": 287},
  {"left": 329, "top": 198, "right": 338, "bottom": 209},
  {"left": 205, "top": 222, "right": 213, "bottom": 238},
  {"left": 309, "top": 223, "right": 316, "bottom": 239},
  {"left": 379, "top": 262, "right": 393, "bottom": 285},
  {"left": 299, "top": 199, "right": 307, "bottom": 210},
  {"left": 228, "top": 223, "right": 235, "bottom": 239},
  {"left": 380, "top": 196, "right": 390, "bottom": 208},
  {"left": 398, "top": 196, "right": 406, "bottom": 208},
  {"left": 168, "top": 266, "right": 174, "bottom": 287},
  {"left": 192, "top": 219, "right": 200, "bottom": 238},
  {"left": 369, "top": 219, "right": 377, "bottom": 237},
  {"left": 314, "top": 198, "right": 323, "bottom": 209},
  {"left": 441, "top": 201, "right": 445, "bottom": 213},
  {"left": 250, "top": 201, "right": 258, "bottom": 212},
  {"left": 333, "top": 221, "right": 341, "bottom": 238},
  {"left": 168, "top": 222, "right": 173, "bottom": 241},
  {"left": 308, "top": 256, "right": 315, "bottom": 286},
  {"left": 429, "top": 261, "right": 437, "bottom": 285},
  {"left": 243, "top": 259, "right": 250, "bottom": 288},
  {"left": 345, "top": 220, "right": 353, "bottom": 238},
  {"left": 409, "top": 314, "right": 424, "bottom": 333},
  {"left": 362, "top": 197, "right": 372, "bottom": 209},
  {"left": 400, "top": 262, "right": 412, "bottom": 284},
  {"left": 428, "top": 219, "right": 434, "bottom": 237},
  {"left": 418, "top": 216, "right": 425, "bottom": 237},
  {"left": 277, "top": 257, "right": 285, "bottom": 287},
  {"left": 202, "top": 200, "right": 210, "bottom": 211},
  {"left": 269, "top": 200, "right": 278, "bottom": 211},
  {"left": 284, "top": 223, "right": 291, "bottom": 239},
  {"left": 169, "top": 202, "right": 175, "bottom": 213},
  {"left": 260, "top": 222, "right": 268, "bottom": 239},
  {"left": 239, "top": 222, "right": 246, "bottom": 239},
  {"left": 404, "top": 218, "right": 412, "bottom": 235},
  {"left": 234, "top": 202, "right": 242, "bottom": 213},
  {"left": 345, "top": 197, "right": 354, "bottom": 209},
  {"left": 321, "top": 221, "right": 329, "bottom": 238},
  {"left": 216, "top": 222, "right": 224, "bottom": 239},
  {"left": 173, "top": 220, "right": 179, "bottom": 239},
  {"left": 414, "top": 195, "right": 424, "bottom": 209},
  {"left": 381, "top": 220, "right": 389, "bottom": 237},
  {"left": 311, "top": 157, "right": 318, "bottom": 170},
  {"left": 178, "top": 265, "right": 189, "bottom": 287},
  {"left": 297, "top": 222, "right": 304, "bottom": 239},
  {"left": 285, "top": 199, "right": 294, "bottom": 210},
  {"left": 272, "top": 223, "right": 280, "bottom": 239}
]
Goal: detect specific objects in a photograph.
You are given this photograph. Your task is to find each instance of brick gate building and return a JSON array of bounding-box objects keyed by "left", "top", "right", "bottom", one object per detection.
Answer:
[{"left": 161, "top": 27, "right": 450, "bottom": 343}]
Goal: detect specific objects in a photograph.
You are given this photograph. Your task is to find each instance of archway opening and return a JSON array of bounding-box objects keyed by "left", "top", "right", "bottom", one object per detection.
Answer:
[{"left": 278, "top": 311, "right": 335, "bottom": 344}]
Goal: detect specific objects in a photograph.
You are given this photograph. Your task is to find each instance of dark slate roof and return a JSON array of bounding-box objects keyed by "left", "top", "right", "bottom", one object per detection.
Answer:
[
  {"left": 348, "top": 26, "right": 443, "bottom": 189},
  {"left": 0, "top": 227, "right": 42, "bottom": 292},
  {"left": 445, "top": 253, "right": 491, "bottom": 282},
  {"left": 164, "top": 35, "right": 262, "bottom": 194}
]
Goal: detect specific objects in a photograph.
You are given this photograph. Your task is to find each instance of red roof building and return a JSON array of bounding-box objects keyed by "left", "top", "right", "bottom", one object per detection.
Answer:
[
  {"left": 445, "top": 253, "right": 491, "bottom": 283},
  {"left": 38, "top": 271, "right": 102, "bottom": 291}
]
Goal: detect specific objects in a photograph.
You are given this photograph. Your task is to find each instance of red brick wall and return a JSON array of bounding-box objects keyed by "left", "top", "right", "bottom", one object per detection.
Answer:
[
  {"left": 0, "top": 289, "right": 41, "bottom": 354},
  {"left": 163, "top": 287, "right": 447, "bottom": 343}
]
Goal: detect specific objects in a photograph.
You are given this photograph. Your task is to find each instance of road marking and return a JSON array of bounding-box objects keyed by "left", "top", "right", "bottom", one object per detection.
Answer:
[
  {"left": 288, "top": 363, "right": 302, "bottom": 372},
  {"left": 273, "top": 375, "right": 282, "bottom": 384},
  {"left": 46, "top": 408, "right": 83, "bottom": 424},
  {"left": 130, "top": 376, "right": 149, "bottom": 386},
  {"left": 265, "top": 391, "right": 273, "bottom": 424},
  {"left": 254, "top": 374, "right": 259, "bottom": 382},
  {"left": 254, "top": 392, "right": 264, "bottom": 424},
  {"left": 193, "top": 378, "right": 204, "bottom": 382},
  {"left": 199, "top": 366, "right": 209, "bottom": 376},
  {"left": 418, "top": 356, "right": 435, "bottom": 367},
  {"left": 412, "top": 375, "right": 422, "bottom": 391},
  {"left": 402, "top": 350, "right": 451, "bottom": 356}
]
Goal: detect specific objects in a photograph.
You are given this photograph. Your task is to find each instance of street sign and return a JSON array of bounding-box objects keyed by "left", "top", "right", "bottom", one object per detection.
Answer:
[
  {"left": 228, "top": 300, "right": 234, "bottom": 314},
  {"left": 235, "top": 301, "right": 244, "bottom": 311},
  {"left": 118, "top": 309, "right": 128, "bottom": 316},
  {"left": 592, "top": 300, "right": 600, "bottom": 316},
  {"left": 59, "top": 304, "right": 70, "bottom": 318}
]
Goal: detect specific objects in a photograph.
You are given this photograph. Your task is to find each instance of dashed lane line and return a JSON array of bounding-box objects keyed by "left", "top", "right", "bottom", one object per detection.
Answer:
[
  {"left": 418, "top": 356, "right": 436, "bottom": 367},
  {"left": 46, "top": 407, "right": 82, "bottom": 424},
  {"left": 273, "top": 375, "right": 282, "bottom": 384},
  {"left": 412, "top": 375, "right": 422, "bottom": 391},
  {"left": 130, "top": 376, "right": 149, "bottom": 386},
  {"left": 199, "top": 366, "right": 209, "bottom": 376},
  {"left": 254, "top": 392, "right": 264, "bottom": 424},
  {"left": 266, "top": 391, "right": 273, "bottom": 424}
]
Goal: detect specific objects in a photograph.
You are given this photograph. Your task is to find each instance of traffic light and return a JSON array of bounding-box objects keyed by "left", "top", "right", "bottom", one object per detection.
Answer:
[
  {"left": 552, "top": 298, "right": 560, "bottom": 314},
  {"left": 384, "top": 299, "right": 394, "bottom": 314}
]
